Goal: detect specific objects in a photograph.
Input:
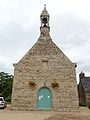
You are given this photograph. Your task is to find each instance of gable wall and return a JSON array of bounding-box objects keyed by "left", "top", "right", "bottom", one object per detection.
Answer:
[{"left": 11, "top": 55, "right": 79, "bottom": 111}]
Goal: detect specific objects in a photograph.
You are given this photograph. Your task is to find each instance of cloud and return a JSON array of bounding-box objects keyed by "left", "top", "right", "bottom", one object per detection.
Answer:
[
  {"left": 47, "top": 0, "right": 90, "bottom": 20},
  {"left": 0, "top": 21, "right": 39, "bottom": 73}
]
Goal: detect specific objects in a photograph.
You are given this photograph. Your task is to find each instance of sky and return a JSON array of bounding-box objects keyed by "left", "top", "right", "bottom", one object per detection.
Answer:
[{"left": 0, "top": 0, "right": 90, "bottom": 83}]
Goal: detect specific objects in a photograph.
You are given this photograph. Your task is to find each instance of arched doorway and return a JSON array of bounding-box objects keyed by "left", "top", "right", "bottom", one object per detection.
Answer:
[{"left": 37, "top": 87, "right": 52, "bottom": 110}]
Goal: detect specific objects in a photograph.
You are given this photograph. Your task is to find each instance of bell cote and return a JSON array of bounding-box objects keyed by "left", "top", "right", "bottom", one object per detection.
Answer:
[
  {"left": 40, "top": 5, "right": 50, "bottom": 27},
  {"left": 40, "top": 5, "right": 50, "bottom": 35}
]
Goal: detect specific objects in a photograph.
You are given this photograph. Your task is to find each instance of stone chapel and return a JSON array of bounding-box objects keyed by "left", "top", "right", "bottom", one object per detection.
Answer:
[{"left": 11, "top": 6, "right": 79, "bottom": 111}]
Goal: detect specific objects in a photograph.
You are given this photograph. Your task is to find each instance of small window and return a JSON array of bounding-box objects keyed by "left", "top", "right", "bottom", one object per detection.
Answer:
[{"left": 42, "top": 60, "right": 48, "bottom": 67}]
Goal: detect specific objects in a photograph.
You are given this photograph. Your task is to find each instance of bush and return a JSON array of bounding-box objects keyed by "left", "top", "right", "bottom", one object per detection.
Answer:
[
  {"left": 6, "top": 94, "right": 11, "bottom": 102},
  {"left": 0, "top": 72, "right": 13, "bottom": 102}
]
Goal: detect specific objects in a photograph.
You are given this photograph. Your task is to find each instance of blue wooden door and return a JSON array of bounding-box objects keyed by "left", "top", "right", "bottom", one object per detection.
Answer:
[{"left": 37, "top": 87, "right": 52, "bottom": 110}]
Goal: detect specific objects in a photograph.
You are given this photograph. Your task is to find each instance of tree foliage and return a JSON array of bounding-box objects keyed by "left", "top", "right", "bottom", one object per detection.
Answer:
[{"left": 0, "top": 72, "right": 13, "bottom": 102}]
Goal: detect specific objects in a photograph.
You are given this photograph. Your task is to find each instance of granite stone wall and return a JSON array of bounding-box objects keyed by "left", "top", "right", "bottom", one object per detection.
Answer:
[{"left": 11, "top": 54, "right": 79, "bottom": 111}]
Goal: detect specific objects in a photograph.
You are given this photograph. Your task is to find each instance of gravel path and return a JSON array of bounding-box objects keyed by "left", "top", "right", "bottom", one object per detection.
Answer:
[
  {"left": 0, "top": 110, "right": 55, "bottom": 120},
  {"left": 44, "top": 107, "right": 90, "bottom": 120},
  {"left": 0, "top": 107, "right": 90, "bottom": 120},
  {"left": 44, "top": 113, "right": 90, "bottom": 120}
]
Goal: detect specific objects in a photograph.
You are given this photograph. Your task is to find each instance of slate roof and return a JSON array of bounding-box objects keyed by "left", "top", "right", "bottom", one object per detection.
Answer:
[{"left": 81, "top": 77, "right": 90, "bottom": 92}]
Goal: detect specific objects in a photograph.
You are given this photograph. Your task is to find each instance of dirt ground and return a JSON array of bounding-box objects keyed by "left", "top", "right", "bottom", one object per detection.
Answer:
[
  {"left": 0, "top": 107, "right": 90, "bottom": 120},
  {"left": 44, "top": 107, "right": 90, "bottom": 120}
]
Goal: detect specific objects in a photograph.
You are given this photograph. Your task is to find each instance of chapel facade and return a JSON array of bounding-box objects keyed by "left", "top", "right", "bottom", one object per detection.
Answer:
[{"left": 11, "top": 6, "right": 79, "bottom": 111}]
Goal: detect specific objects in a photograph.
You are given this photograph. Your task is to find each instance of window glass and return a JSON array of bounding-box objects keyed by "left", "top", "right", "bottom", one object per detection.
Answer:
[{"left": 0, "top": 98, "right": 3, "bottom": 101}]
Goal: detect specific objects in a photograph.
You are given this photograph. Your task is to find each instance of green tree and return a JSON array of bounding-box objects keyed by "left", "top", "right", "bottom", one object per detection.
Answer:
[{"left": 0, "top": 72, "right": 13, "bottom": 102}]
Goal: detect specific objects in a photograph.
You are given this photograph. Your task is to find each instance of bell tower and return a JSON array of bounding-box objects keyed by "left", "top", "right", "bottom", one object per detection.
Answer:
[
  {"left": 40, "top": 5, "right": 50, "bottom": 27},
  {"left": 40, "top": 5, "right": 50, "bottom": 36}
]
